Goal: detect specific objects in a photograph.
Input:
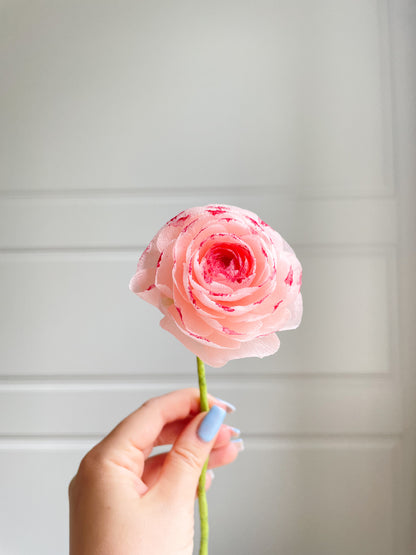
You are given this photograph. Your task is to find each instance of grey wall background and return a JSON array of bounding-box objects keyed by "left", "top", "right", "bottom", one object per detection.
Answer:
[{"left": 0, "top": 1, "right": 415, "bottom": 554}]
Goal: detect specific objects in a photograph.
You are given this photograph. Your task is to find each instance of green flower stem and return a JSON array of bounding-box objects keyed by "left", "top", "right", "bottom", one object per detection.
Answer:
[
  {"left": 197, "top": 356, "right": 209, "bottom": 412},
  {"left": 197, "top": 356, "right": 209, "bottom": 555}
]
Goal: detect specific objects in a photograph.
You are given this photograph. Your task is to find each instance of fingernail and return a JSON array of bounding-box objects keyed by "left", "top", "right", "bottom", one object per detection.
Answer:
[
  {"left": 198, "top": 405, "right": 227, "bottom": 442},
  {"left": 231, "top": 438, "right": 245, "bottom": 452},
  {"left": 227, "top": 426, "right": 241, "bottom": 438},
  {"left": 214, "top": 397, "right": 236, "bottom": 413},
  {"left": 207, "top": 469, "right": 215, "bottom": 481}
]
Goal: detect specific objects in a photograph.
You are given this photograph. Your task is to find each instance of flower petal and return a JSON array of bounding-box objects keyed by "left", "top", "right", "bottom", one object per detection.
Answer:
[{"left": 130, "top": 204, "right": 302, "bottom": 366}]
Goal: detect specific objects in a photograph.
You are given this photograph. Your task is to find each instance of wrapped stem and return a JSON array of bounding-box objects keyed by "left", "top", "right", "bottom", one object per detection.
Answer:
[{"left": 197, "top": 356, "right": 209, "bottom": 555}]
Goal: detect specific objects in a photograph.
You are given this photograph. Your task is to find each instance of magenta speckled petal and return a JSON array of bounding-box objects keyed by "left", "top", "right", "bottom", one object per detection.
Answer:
[{"left": 130, "top": 204, "right": 302, "bottom": 367}]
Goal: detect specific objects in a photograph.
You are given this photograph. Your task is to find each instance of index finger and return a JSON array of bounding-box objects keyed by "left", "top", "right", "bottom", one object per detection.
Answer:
[{"left": 99, "top": 388, "right": 234, "bottom": 456}]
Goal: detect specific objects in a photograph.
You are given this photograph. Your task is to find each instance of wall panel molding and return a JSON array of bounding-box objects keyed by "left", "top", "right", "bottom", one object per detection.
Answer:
[
  {"left": 0, "top": 379, "right": 403, "bottom": 437},
  {"left": 0, "top": 196, "right": 398, "bottom": 249},
  {"left": 0, "top": 0, "right": 394, "bottom": 198},
  {"left": 0, "top": 244, "right": 397, "bottom": 377},
  {"left": 0, "top": 437, "right": 397, "bottom": 554}
]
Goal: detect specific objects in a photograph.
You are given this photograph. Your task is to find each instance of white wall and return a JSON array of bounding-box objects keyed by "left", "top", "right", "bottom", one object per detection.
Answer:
[{"left": 0, "top": 1, "right": 415, "bottom": 554}]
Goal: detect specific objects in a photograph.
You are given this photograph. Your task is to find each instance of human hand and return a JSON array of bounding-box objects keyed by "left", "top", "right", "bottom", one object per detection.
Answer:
[{"left": 68, "top": 388, "right": 243, "bottom": 554}]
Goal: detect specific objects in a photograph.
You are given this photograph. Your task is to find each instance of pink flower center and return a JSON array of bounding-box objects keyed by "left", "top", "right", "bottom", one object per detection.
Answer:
[{"left": 202, "top": 243, "right": 253, "bottom": 285}]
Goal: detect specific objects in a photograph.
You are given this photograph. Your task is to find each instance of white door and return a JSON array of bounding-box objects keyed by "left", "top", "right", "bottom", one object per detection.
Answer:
[{"left": 0, "top": 1, "right": 415, "bottom": 554}]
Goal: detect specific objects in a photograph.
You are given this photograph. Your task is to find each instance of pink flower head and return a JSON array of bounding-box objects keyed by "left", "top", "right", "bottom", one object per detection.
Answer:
[{"left": 130, "top": 205, "right": 302, "bottom": 367}]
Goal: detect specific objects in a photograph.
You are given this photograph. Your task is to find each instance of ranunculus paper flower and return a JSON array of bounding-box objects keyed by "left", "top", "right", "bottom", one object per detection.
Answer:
[{"left": 130, "top": 204, "right": 302, "bottom": 367}]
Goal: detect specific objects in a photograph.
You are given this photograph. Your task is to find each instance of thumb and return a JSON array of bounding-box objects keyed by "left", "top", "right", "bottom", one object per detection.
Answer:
[{"left": 155, "top": 405, "right": 226, "bottom": 500}]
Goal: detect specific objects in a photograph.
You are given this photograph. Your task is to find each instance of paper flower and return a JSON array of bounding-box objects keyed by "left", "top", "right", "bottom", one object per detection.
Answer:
[
  {"left": 130, "top": 204, "right": 302, "bottom": 367},
  {"left": 130, "top": 204, "right": 302, "bottom": 554}
]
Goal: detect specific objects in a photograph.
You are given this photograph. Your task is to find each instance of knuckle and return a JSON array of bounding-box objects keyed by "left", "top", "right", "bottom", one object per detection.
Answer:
[
  {"left": 76, "top": 448, "right": 105, "bottom": 481},
  {"left": 140, "top": 397, "right": 156, "bottom": 410},
  {"left": 68, "top": 451, "right": 98, "bottom": 499},
  {"left": 69, "top": 446, "right": 112, "bottom": 501},
  {"left": 67, "top": 475, "right": 76, "bottom": 499}
]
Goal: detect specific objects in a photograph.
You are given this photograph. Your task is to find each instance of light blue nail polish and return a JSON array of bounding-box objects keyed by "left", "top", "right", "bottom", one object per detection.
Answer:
[
  {"left": 214, "top": 397, "right": 236, "bottom": 413},
  {"left": 229, "top": 426, "right": 241, "bottom": 438},
  {"left": 198, "top": 405, "right": 227, "bottom": 442}
]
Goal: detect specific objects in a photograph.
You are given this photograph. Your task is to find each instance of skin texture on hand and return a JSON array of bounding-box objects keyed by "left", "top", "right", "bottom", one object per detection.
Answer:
[{"left": 68, "top": 388, "right": 241, "bottom": 555}]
